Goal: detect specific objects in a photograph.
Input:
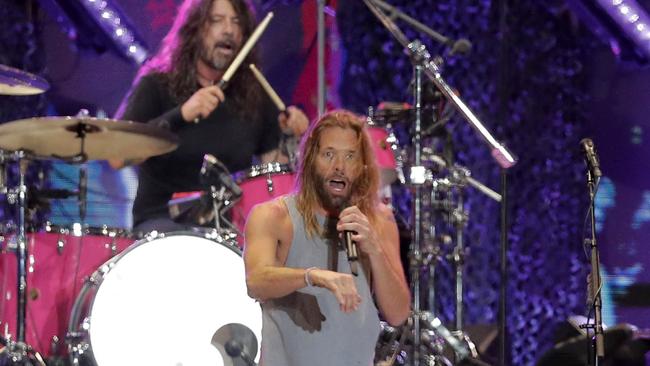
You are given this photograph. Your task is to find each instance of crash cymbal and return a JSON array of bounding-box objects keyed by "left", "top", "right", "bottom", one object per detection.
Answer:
[
  {"left": 0, "top": 116, "right": 179, "bottom": 162},
  {"left": 0, "top": 64, "right": 49, "bottom": 96}
]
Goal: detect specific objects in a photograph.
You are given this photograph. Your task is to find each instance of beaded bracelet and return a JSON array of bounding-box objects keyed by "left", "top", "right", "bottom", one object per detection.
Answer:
[{"left": 304, "top": 267, "right": 318, "bottom": 287}]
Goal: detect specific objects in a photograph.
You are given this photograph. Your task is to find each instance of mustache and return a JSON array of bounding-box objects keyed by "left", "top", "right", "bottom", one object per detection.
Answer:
[{"left": 214, "top": 37, "right": 236, "bottom": 50}]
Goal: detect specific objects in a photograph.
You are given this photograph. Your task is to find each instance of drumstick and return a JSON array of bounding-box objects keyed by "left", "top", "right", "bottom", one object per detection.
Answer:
[
  {"left": 249, "top": 64, "right": 286, "bottom": 113},
  {"left": 219, "top": 12, "right": 274, "bottom": 89}
]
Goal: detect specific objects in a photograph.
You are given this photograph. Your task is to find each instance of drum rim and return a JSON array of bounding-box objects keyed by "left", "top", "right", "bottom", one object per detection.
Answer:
[
  {"left": 234, "top": 162, "right": 293, "bottom": 182},
  {"left": 42, "top": 221, "right": 132, "bottom": 238},
  {"left": 67, "top": 230, "right": 243, "bottom": 347}
]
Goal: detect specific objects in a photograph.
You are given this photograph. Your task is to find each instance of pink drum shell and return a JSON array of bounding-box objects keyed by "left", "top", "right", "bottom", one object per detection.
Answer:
[
  {"left": 231, "top": 165, "right": 296, "bottom": 239},
  {"left": 0, "top": 231, "right": 133, "bottom": 356}
]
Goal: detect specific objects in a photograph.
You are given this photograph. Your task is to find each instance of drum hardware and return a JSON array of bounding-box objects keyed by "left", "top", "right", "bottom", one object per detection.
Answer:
[
  {"left": 0, "top": 65, "right": 49, "bottom": 96},
  {"left": 0, "top": 150, "right": 44, "bottom": 365},
  {"left": 367, "top": 108, "right": 402, "bottom": 186},
  {"left": 361, "top": 2, "right": 513, "bottom": 364},
  {"left": 212, "top": 322, "right": 258, "bottom": 366}
]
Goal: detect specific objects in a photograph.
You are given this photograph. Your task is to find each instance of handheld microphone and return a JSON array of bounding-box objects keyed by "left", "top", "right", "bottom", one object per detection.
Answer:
[
  {"left": 580, "top": 138, "right": 602, "bottom": 178},
  {"left": 345, "top": 230, "right": 359, "bottom": 276}
]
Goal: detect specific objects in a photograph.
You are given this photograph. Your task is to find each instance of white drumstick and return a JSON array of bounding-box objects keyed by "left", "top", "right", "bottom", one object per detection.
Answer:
[
  {"left": 219, "top": 12, "right": 274, "bottom": 88},
  {"left": 249, "top": 64, "right": 286, "bottom": 112}
]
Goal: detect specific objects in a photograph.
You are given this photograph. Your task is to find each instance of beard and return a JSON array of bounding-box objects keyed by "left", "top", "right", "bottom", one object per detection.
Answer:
[
  {"left": 199, "top": 37, "right": 238, "bottom": 71},
  {"left": 313, "top": 171, "right": 353, "bottom": 214}
]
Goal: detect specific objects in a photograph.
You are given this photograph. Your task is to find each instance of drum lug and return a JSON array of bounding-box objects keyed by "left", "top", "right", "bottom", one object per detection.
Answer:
[
  {"left": 28, "top": 254, "right": 35, "bottom": 273},
  {"left": 57, "top": 236, "right": 65, "bottom": 255},
  {"left": 110, "top": 240, "right": 117, "bottom": 256},
  {"left": 266, "top": 176, "right": 274, "bottom": 193},
  {"left": 50, "top": 335, "right": 60, "bottom": 355}
]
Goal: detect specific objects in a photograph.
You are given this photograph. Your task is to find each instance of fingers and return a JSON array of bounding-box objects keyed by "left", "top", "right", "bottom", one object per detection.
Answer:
[
  {"left": 332, "top": 275, "right": 362, "bottom": 313},
  {"left": 336, "top": 206, "right": 368, "bottom": 233},
  {"left": 317, "top": 270, "right": 362, "bottom": 313},
  {"left": 197, "top": 86, "right": 224, "bottom": 117},
  {"left": 278, "top": 106, "right": 308, "bottom": 136},
  {"left": 181, "top": 86, "right": 225, "bottom": 122}
]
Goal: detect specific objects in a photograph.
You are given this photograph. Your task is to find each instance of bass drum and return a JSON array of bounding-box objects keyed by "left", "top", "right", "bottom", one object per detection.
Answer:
[{"left": 67, "top": 232, "right": 262, "bottom": 366}]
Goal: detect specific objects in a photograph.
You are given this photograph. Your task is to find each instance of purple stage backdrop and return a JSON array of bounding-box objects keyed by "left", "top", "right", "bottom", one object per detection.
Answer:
[{"left": 1, "top": 0, "right": 649, "bottom": 365}]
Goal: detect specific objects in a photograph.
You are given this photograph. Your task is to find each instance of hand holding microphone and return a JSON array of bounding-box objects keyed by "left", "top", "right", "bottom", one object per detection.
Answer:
[
  {"left": 338, "top": 206, "right": 382, "bottom": 276},
  {"left": 345, "top": 230, "right": 359, "bottom": 276}
]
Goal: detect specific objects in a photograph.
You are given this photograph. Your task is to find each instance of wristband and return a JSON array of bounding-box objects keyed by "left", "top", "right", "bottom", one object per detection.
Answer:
[{"left": 304, "top": 267, "right": 318, "bottom": 287}]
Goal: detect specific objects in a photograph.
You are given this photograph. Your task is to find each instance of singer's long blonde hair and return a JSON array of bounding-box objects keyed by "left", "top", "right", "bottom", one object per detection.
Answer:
[{"left": 296, "top": 110, "right": 380, "bottom": 237}]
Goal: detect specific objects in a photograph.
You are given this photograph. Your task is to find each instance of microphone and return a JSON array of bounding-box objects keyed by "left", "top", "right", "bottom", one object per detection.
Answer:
[
  {"left": 224, "top": 339, "right": 255, "bottom": 366},
  {"left": 201, "top": 154, "right": 242, "bottom": 197},
  {"left": 449, "top": 38, "right": 472, "bottom": 56},
  {"left": 345, "top": 230, "right": 359, "bottom": 276},
  {"left": 580, "top": 138, "right": 602, "bottom": 178}
]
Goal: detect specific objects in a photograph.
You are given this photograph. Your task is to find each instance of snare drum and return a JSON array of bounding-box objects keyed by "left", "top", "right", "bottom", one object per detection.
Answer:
[
  {"left": 67, "top": 232, "right": 262, "bottom": 366},
  {"left": 231, "top": 163, "right": 295, "bottom": 235},
  {"left": 0, "top": 225, "right": 133, "bottom": 357}
]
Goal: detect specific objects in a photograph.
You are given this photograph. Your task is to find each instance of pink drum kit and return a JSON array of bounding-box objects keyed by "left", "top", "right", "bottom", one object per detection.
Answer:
[{"left": 0, "top": 65, "right": 405, "bottom": 366}]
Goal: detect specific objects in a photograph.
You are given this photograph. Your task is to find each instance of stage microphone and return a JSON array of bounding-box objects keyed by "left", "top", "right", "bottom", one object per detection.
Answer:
[
  {"left": 224, "top": 339, "right": 255, "bottom": 366},
  {"left": 202, "top": 154, "right": 242, "bottom": 197},
  {"left": 449, "top": 38, "right": 472, "bottom": 56},
  {"left": 345, "top": 230, "right": 359, "bottom": 276},
  {"left": 580, "top": 138, "right": 602, "bottom": 178}
]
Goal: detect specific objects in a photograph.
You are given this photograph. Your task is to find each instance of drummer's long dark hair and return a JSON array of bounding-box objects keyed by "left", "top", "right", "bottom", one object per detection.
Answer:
[
  {"left": 117, "top": 0, "right": 262, "bottom": 120},
  {"left": 296, "top": 110, "right": 380, "bottom": 238}
]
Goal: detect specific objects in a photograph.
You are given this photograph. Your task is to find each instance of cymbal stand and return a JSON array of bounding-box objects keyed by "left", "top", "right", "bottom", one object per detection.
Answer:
[
  {"left": 446, "top": 167, "right": 482, "bottom": 362},
  {"left": 1, "top": 151, "right": 45, "bottom": 365},
  {"left": 448, "top": 166, "right": 469, "bottom": 333}
]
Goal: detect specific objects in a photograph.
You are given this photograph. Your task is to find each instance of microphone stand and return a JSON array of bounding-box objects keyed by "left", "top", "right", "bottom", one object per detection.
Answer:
[
  {"left": 370, "top": 0, "right": 464, "bottom": 51},
  {"left": 584, "top": 169, "right": 604, "bottom": 365},
  {"left": 362, "top": 0, "right": 517, "bottom": 170}
]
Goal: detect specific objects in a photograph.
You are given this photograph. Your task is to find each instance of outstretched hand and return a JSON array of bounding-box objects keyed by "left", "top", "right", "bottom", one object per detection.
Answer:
[{"left": 309, "top": 268, "right": 362, "bottom": 313}]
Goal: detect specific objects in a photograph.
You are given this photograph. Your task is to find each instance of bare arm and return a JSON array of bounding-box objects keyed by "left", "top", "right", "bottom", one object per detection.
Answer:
[
  {"left": 338, "top": 204, "right": 411, "bottom": 325},
  {"left": 244, "top": 201, "right": 305, "bottom": 301},
  {"left": 244, "top": 200, "right": 363, "bottom": 312}
]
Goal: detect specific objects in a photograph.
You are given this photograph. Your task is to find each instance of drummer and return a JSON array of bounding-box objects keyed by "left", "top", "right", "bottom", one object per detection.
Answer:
[{"left": 110, "top": 0, "right": 308, "bottom": 233}]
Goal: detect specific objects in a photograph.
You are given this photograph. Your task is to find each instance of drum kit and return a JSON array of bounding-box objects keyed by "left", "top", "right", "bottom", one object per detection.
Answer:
[{"left": 0, "top": 65, "right": 262, "bottom": 366}]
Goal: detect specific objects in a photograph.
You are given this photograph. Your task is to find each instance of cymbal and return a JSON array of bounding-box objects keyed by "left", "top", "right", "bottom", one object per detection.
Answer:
[
  {"left": 0, "top": 116, "right": 179, "bottom": 161},
  {"left": 0, "top": 64, "right": 49, "bottom": 96}
]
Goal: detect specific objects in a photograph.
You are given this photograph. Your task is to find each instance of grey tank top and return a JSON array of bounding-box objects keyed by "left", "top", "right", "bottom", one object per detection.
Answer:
[{"left": 259, "top": 195, "right": 380, "bottom": 366}]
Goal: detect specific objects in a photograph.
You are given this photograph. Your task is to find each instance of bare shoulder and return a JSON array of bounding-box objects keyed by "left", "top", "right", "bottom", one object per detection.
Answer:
[{"left": 247, "top": 195, "right": 291, "bottom": 228}]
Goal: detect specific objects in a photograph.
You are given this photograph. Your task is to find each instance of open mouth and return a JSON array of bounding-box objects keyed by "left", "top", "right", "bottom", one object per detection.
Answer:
[
  {"left": 214, "top": 41, "right": 235, "bottom": 55},
  {"left": 328, "top": 178, "right": 348, "bottom": 193}
]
